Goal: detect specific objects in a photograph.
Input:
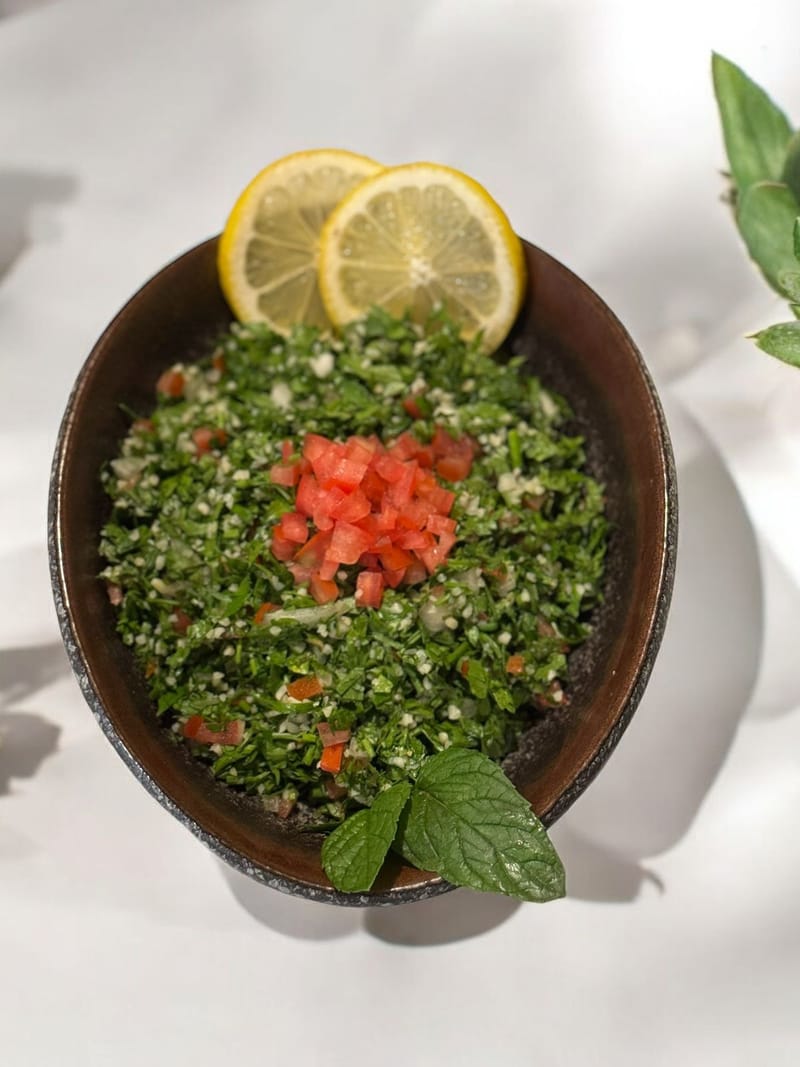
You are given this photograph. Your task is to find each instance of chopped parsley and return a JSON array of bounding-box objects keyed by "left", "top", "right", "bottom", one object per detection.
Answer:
[{"left": 100, "top": 308, "right": 608, "bottom": 826}]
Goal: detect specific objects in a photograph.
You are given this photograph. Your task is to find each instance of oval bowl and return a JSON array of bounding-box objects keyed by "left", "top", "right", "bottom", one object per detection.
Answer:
[{"left": 49, "top": 236, "right": 677, "bottom": 906}]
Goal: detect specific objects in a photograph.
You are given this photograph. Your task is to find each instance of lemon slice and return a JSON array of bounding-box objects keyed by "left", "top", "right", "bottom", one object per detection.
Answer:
[
  {"left": 317, "top": 162, "right": 526, "bottom": 350},
  {"left": 218, "top": 149, "right": 382, "bottom": 333}
]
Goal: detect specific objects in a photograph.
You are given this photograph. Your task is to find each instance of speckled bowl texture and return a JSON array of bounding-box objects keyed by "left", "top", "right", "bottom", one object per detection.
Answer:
[{"left": 49, "top": 237, "right": 677, "bottom": 905}]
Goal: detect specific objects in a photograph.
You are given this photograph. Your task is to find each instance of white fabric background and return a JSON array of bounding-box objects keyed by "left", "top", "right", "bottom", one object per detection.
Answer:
[{"left": 2, "top": 1, "right": 800, "bottom": 1064}]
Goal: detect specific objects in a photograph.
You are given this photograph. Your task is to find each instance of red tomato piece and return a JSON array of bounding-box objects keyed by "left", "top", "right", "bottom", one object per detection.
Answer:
[
  {"left": 396, "top": 529, "right": 434, "bottom": 551},
  {"left": 420, "top": 485, "right": 455, "bottom": 515},
  {"left": 330, "top": 488, "right": 371, "bottom": 523},
  {"left": 329, "top": 521, "right": 373, "bottom": 565},
  {"left": 402, "top": 395, "right": 424, "bottom": 420},
  {"left": 269, "top": 462, "right": 300, "bottom": 486},
  {"left": 132, "top": 418, "right": 154, "bottom": 434},
  {"left": 426, "top": 513, "right": 457, "bottom": 535},
  {"left": 286, "top": 676, "right": 324, "bottom": 700},
  {"left": 279, "top": 511, "right": 309, "bottom": 544},
  {"left": 156, "top": 368, "right": 185, "bottom": 398},
  {"left": 360, "top": 468, "right": 389, "bottom": 503},
  {"left": 382, "top": 567, "right": 407, "bottom": 589},
  {"left": 310, "top": 574, "right": 339, "bottom": 604},
  {"left": 254, "top": 602, "right": 278, "bottom": 624},
  {"left": 388, "top": 432, "right": 421, "bottom": 461},
  {"left": 295, "top": 529, "right": 333, "bottom": 568},
  {"left": 436, "top": 453, "right": 472, "bottom": 482},
  {"left": 295, "top": 473, "right": 322, "bottom": 516},
  {"left": 271, "top": 528, "right": 297, "bottom": 562},
  {"left": 303, "top": 433, "right": 331, "bottom": 463},
  {"left": 318, "top": 555, "right": 340, "bottom": 581},
  {"left": 281, "top": 439, "right": 294, "bottom": 462},
  {"left": 356, "top": 569, "right": 384, "bottom": 609},
  {"left": 506, "top": 654, "right": 525, "bottom": 675},
  {"left": 182, "top": 714, "right": 203, "bottom": 739},
  {"left": 374, "top": 454, "right": 406, "bottom": 483},
  {"left": 378, "top": 544, "right": 414, "bottom": 571},
  {"left": 402, "top": 560, "right": 428, "bottom": 585},
  {"left": 171, "top": 608, "right": 192, "bottom": 634},
  {"left": 376, "top": 503, "right": 399, "bottom": 531},
  {"left": 319, "top": 741, "right": 347, "bottom": 773}
]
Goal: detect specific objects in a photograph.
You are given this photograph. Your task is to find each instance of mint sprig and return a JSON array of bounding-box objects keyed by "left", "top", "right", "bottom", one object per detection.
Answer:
[
  {"left": 321, "top": 748, "right": 565, "bottom": 903},
  {"left": 321, "top": 781, "right": 411, "bottom": 893},
  {"left": 712, "top": 53, "right": 800, "bottom": 367}
]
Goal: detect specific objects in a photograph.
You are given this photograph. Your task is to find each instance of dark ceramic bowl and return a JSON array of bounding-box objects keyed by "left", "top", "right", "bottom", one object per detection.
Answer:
[{"left": 49, "top": 237, "right": 677, "bottom": 906}]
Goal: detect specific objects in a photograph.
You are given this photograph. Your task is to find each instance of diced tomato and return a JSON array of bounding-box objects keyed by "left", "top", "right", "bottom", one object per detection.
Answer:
[
  {"left": 426, "top": 513, "right": 457, "bottom": 535},
  {"left": 344, "top": 437, "right": 375, "bottom": 466},
  {"left": 211, "top": 351, "right": 226, "bottom": 374},
  {"left": 460, "top": 659, "right": 470, "bottom": 676},
  {"left": 316, "top": 722, "right": 351, "bottom": 747},
  {"left": 387, "top": 462, "right": 416, "bottom": 509},
  {"left": 131, "top": 418, "right": 154, "bottom": 434},
  {"left": 183, "top": 717, "right": 244, "bottom": 746},
  {"left": 287, "top": 561, "right": 314, "bottom": 586},
  {"left": 271, "top": 528, "right": 297, "bottom": 562},
  {"left": 436, "top": 453, "right": 472, "bottom": 482},
  {"left": 329, "top": 521, "right": 373, "bottom": 565},
  {"left": 192, "top": 426, "right": 227, "bottom": 456},
  {"left": 358, "top": 551, "right": 380, "bottom": 571},
  {"left": 182, "top": 714, "right": 204, "bottom": 739},
  {"left": 319, "top": 741, "right": 347, "bottom": 773},
  {"left": 378, "top": 544, "right": 414, "bottom": 571},
  {"left": 402, "top": 395, "right": 424, "bottom": 420},
  {"left": 295, "top": 473, "right": 322, "bottom": 516},
  {"left": 356, "top": 569, "right": 384, "bottom": 609},
  {"left": 295, "top": 529, "right": 333, "bottom": 569},
  {"left": 286, "top": 676, "right": 324, "bottom": 700},
  {"left": 279, "top": 511, "right": 309, "bottom": 544},
  {"left": 414, "top": 445, "right": 435, "bottom": 469},
  {"left": 318, "top": 555, "right": 340, "bottom": 581},
  {"left": 329, "top": 488, "right": 371, "bottom": 523},
  {"left": 396, "top": 529, "right": 434, "bottom": 551},
  {"left": 156, "top": 368, "right": 185, "bottom": 398},
  {"left": 382, "top": 567, "right": 407, "bottom": 589},
  {"left": 420, "top": 544, "right": 447, "bottom": 574},
  {"left": 388, "top": 432, "right": 421, "bottom": 461},
  {"left": 309, "top": 574, "right": 339, "bottom": 604},
  {"left": 360, "top": 468, "right": 388, "bottom": 503},
  {"left": 269, "top": 462, "right": 301, "bottom": 487},
  {"left": 421, "top": 485, "right": 455, "bottom": 515},
  {"left": 435, "top": 531, "right": 457, "bottom": 556},
  {"left": 506, "top": 654, "right": 525, "bottom": 675},
  {"left": 281, "top": 439, "right": 294, "bottom": 462},
  {"left": 303, "top": 433, "right": 331, "bottom": 463},
  {"left": 402, "top": 559, "right": 428, "bottom": 585},
  {"left": 376, "top": 503, "right": 399, "bottom": 531},
  {"left": 171, "top": 608, "right": 192, "bottom": 634},
  {"left": 254, "top": 602, "right": 278, "bottom": 624}
]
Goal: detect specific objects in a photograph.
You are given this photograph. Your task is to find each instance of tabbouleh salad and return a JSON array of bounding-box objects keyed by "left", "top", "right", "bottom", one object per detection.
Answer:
[{"left": 100, "top": 308, "right": 608, "bottom": 825}]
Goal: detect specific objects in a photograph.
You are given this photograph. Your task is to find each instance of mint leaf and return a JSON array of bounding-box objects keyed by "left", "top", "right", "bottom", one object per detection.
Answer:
[
  {"left": 712, "top": 53, "right": 793, "bottom": 195},
  {"left": 322, "top": 781, "right": 411, "bottom": 893},
  {"left": 752, "top": 321, "right": 800, "bottom": 367},
  {"left": 778, "top": 270, "right": 800, "bottom": 302},
  {"left": 783, "top": 131, "right": 800, "bottom": 203},
  {"left": 395, "top": 748, "right": 565, "bottom": 902},
  {"left": 737, "top": 182, "right": 800, "bottom": 294}
]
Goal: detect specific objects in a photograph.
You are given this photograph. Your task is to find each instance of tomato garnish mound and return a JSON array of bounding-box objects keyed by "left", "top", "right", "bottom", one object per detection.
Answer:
[{"left": 269, "top": 428, "right": 476, "bottom": 608}]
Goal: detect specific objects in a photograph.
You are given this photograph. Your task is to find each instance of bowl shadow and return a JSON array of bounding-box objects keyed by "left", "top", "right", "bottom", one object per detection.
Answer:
[{"left": 558, "top": 395, "right": 763, "bottom": 900}]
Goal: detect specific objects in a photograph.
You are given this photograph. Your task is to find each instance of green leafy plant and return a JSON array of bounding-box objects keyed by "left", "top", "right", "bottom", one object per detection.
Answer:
[
  {"left": 712, "top": 53, "right": 800, "bottom": 366},
  {"left": 322, "top": 747, "right": 565, "bottom": 901}
]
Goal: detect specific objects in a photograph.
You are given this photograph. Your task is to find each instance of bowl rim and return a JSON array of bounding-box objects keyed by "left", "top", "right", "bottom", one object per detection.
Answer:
[{"left": 48, "top": 235, "right": 677, "bottom": 906}]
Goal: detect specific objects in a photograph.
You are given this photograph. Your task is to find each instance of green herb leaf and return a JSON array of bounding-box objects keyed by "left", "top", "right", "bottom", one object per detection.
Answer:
[
  {"left": 465, "top": 659, "right": 489, "bottom": 699},
  {"left": 783, "top": 131, "right": 800, "bottom": 203},
  {"left": 752, "top": 321, "right": 800, "bottom": 367},
  {"left": 322, "top": 781, "right": 412, "bottom": 893},
  {"left": 795, "top": 217, "right": 800, "bottom": 262},
  {"left": 395, "top": 748, "right": 565, "bottom": 902},
  {"left": 737, "top": 181, "right": 800, "bottom": 294},
  {"left": 778, "top": 270, "right": 800, "bottom": 302},
  {"left": 712, "top": 52, "right": 793, "bottom": 195}
]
